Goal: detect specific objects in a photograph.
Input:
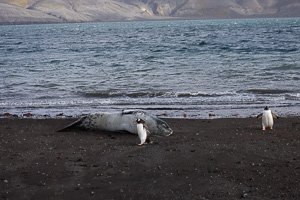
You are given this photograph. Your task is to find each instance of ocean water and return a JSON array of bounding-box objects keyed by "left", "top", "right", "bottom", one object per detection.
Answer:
[{"left": 1, "top": 18, "right": 300, "bottom": 118}]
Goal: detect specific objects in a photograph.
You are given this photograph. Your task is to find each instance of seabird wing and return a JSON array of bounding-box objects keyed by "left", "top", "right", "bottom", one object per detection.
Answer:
[
  {"left": 272, "top": 113, "right": 279, "bottom": 119},
  {"left": 143, "top": 124, "right": 150, "bottom": 134},
  {"left": 257, "top": 113, "right": 263, "bottom": 118},
  {"left": 143, "top": 123, "right": 152, "bottom": 143}
]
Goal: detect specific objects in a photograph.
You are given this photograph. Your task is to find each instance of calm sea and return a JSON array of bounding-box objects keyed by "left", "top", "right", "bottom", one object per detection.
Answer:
[{"left": 1, "top": 18, "right": 300, "bottom": 118}]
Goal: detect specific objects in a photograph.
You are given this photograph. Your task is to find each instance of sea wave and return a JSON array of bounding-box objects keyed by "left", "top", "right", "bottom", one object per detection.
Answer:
[
  {"left": 247, "top": 89, "right": 291, "bottom": 94},
  {"left": 82, "top": 91, "right": 236, "bottom": 98},
  {"left": 266, "top": 64, "right": 300, "bottom": 71}
]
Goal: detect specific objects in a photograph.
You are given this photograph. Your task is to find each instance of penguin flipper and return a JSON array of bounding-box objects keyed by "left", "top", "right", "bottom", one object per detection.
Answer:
[
  {"left": 147, "top": 130, "right": 151, "bottom": 135},
  {"left": 146, "top": 136, "right": 152, "bottom": 144},
  {"left": 272, "top": 113, "right": 279, "bottom": 119},
  {"left": 145, "top": 128, "right": 151, "bottom": 143},
  {"left": 257, "top": 113, "right": 263, "bottom": 118},
  {"left": 57, "top": 117, "right": 86, "bottom": 132}
]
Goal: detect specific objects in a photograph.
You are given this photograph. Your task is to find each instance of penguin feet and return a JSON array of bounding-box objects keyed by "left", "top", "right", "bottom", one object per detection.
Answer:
[
  {"left": 262, "top": 127, "right": 273, "bottom": 130},
  {"left": 138, "top": 140, "right": 153, "bottom": 145}
]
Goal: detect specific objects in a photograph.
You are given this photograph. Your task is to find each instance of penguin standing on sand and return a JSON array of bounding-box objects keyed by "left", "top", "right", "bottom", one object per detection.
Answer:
[
  {"left": 257, "top": 106, "right": 279, "bottom": 130},
  {"left": 134, "top": 118, "right": 151, "bottom": 145}
]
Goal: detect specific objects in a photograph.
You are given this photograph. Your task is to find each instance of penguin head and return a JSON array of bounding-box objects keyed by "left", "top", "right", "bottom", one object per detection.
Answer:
[
  {"left": 134, "top": 118, "right": 146, "bottom": 124},
  {"left": 264, "top": 106, "right": 270, "bottom": 110}
]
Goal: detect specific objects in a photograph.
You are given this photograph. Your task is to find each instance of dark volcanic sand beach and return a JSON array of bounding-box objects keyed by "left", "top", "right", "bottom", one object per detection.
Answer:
[{"left": 1, "top": 117, "right": 300, "bottom": 199}]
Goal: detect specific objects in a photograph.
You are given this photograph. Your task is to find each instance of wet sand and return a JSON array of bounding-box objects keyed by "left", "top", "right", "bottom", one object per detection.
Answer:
[{"left": 1, "top": 117, "right": 300, "bottom": 199}]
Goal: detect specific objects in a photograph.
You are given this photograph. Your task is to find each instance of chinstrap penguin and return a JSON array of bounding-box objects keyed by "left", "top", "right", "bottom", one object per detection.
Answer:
[
  {"left": 134, "top": 118, "right": 151, "bottom": 145},
  {"left": 257, "top": 106, "right": 279, "bottom": 130}
]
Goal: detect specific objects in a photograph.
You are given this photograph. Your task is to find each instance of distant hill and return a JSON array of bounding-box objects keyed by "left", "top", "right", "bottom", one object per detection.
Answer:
[{"left": 1, "top": 0, "right": 300, "bottom": 25}]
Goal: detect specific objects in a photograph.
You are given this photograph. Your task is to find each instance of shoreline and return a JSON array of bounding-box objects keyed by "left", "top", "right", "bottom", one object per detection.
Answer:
[
  {"left": 1, "top": 117, "right": 300, "bottom": 199},
  {"left": 1, "top": 108, "right": 300, "bottom": 120},
  {"left": 1, "top": 15, "right": 300, "bottom": 26}
]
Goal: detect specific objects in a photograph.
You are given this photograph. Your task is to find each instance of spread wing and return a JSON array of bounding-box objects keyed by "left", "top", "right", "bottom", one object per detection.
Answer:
[
  {"left": 272, "top": 113, "right": 279, "bottom": 119},
  {"left": 257, "top": 113, "right": 263, "bottom": 118}
]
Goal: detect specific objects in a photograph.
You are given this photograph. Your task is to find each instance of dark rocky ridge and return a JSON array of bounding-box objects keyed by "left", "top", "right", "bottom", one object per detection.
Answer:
[{"left": 1, "top": 0, "right": 300, "bottom": 25}]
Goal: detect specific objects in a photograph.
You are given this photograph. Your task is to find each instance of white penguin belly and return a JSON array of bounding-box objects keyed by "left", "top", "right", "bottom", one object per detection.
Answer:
[
  {"left": 262, "top": 110, "right": 273, "bottom": 128},
  {"left": 137, "top": 124, "right": 147, "bottom": 144}
]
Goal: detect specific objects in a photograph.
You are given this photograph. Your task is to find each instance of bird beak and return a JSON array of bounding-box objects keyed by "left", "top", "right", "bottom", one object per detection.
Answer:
[{"left": 134, "top": 121, "right": 137, "bottom": 123}]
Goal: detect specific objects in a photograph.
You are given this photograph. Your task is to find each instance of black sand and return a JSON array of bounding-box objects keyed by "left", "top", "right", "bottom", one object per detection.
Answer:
[{"left": 1, "top": 117, "right": 300, "bottom": 199}]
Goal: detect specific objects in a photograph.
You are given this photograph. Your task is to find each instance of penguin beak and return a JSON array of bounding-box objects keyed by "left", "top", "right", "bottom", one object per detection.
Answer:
[{"left": 134, "top": 121, "right": 137, "bottom": 123}]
